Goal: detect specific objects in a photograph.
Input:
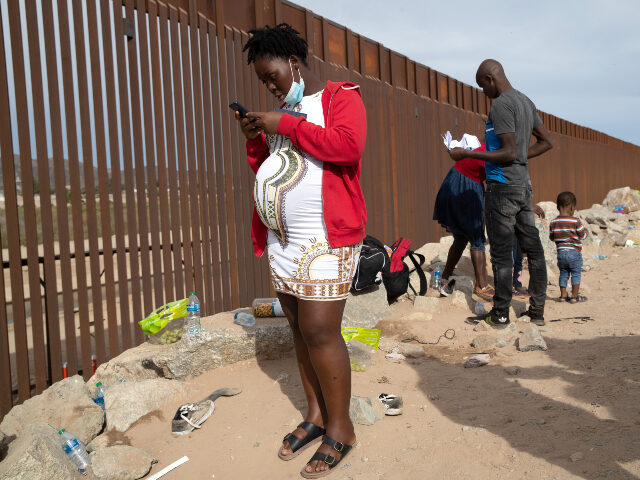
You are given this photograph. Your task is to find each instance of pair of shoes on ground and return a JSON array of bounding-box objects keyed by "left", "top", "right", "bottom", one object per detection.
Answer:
[{"left": 278, "top": 422, "right": 353, "bottom": 478}]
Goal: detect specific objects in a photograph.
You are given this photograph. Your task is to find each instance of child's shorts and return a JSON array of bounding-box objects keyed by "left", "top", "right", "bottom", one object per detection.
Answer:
[{"left": 557, "top": 249, "right": 583, "bottom": 287}]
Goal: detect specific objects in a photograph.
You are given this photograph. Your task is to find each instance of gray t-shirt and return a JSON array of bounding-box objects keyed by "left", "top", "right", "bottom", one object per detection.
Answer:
[{"left": 489, "top": 89, "right": 542, "bottom": 185}]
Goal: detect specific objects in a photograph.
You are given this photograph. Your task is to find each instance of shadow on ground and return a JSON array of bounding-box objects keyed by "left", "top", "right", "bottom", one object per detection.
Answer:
[{"left": 413, "top": 335, "right": 640, "bottom": 479}]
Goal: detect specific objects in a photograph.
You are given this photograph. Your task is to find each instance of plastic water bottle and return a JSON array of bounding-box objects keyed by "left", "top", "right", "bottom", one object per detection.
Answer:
[
  {"left": 58, "top": 428, "right": 90, "bottom": 475},
  {"left": 233, "top": 311, "right": 256, "bottom": 327},
  {"left": 432, "top": 265, "right": 443, "bottom": 290},
  {"left": 186, "top": 291, "right": 201, "bottom": 334},
  {"left": 93, "top": 382, "right": 105, "bottom": 411}
]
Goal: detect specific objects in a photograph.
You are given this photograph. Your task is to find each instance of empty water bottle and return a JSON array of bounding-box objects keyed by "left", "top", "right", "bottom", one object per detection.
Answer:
[
  {"left": 58, "top": 428, "right": 90, "bottom": 475},
  {"left": 93, "top": 382, "right": 105, "bottom": 411},
  {"left": 186, "top": 291, "right": 202, "bottom": 334},
  {"left": 432, "top": 265, "right": 443, "bottom": 290},
  {"left": 233, "top": 311, "right": 256, "bottom": 327}
]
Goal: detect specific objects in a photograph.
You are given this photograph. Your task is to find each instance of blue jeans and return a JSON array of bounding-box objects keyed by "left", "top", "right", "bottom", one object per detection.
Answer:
[
  {"left": 557, "top": 249, "right": 582, "bottom": 287},
  {"left": 485, "top": 184, "right": 547, "bottom": 313}
]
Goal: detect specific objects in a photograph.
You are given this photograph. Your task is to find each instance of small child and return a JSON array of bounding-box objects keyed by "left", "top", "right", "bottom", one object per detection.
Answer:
[{"left": 549, "top": 191, "right": 588, "bottom": 303}]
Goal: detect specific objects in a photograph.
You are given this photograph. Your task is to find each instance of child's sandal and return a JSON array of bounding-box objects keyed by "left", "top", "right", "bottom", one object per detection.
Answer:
[
  {"left": 569, "top": 295, "right": 587, "bottom": 304},
  {"left": 558, "top": 296, "right": 570, "bottom": 302}
]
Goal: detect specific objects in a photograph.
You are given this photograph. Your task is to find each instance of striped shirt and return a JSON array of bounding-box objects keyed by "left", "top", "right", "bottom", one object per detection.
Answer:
[{"left": 549, "top": 216, "right": 588, "bottom": 252}]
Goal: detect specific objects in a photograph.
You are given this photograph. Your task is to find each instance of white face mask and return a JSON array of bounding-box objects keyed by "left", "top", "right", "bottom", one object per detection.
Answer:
[{"left": 283, "top": 59, "right": 305, "bottom": 106}]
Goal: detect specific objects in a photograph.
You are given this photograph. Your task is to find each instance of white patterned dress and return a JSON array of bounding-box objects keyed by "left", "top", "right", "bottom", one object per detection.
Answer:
[{"left": 254, "top": 91, "right": 361, "bottom": 301}]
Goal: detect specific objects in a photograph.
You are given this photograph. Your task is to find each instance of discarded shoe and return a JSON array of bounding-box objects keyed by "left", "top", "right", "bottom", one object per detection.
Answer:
[
  {"left": 378, "top": 393, "right": 403, "bottom": 416},
  {"left": 171, "top": 399, "right": 215, "bottom": 435},
  {"left": 171, "top": 387, "right": 241, "bottom": 436},
  {"left": 439, "top": 279, "right": 455, "bottom": 297}
]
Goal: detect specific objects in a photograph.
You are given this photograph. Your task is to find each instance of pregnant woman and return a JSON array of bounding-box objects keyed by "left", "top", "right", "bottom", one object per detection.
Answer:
[{"left": 235, "top": 24, "right": 367, "bottom": 478}]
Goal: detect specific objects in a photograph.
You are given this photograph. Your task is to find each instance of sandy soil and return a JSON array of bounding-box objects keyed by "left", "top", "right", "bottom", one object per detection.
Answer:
[{"left": 125, "top": 246, "right": 640, "bottom": 480}]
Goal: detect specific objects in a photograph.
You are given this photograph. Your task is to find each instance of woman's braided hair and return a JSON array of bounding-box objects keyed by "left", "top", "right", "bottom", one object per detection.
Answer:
[{"left": 243, "top": 23, "right": 308, "bottom": 66}]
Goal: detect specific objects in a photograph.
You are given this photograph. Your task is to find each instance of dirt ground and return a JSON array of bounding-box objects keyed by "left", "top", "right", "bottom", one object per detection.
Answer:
[{"left": 126, "top": 246, "right": 640, "bottom": 480}]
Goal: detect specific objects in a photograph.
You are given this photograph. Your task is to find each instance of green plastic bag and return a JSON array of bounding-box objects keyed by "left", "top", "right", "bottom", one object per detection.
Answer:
[
  {"left": 340, "top": 327, "right": 381, "bottom": 350},
  {"left": 138, "top": 298, "right": 188, "bottom": 336},
  {"left": 341, "top": 327, "right": 381, "bottom": 372}
]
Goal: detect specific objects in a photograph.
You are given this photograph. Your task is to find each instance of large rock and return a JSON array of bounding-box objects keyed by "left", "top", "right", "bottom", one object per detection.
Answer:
[
  {"left": 90, "top": 312, "right": 294, "bottom": 387},
  {"left": 105, "top": 379, "right": 183, "bottom": 433},
  {"left": 342, "top": 284, "right": 392, "bottom": 328},
  {"left": 90, "top": 446, "right": 156, "bottom": 480},
  {"left": 0, "top": 375, "right": 103, "bottom": 446},
  {"left": 472, "top": 334, "right": 507, "bottom": 349},
  {"left": 450, "top": 290, "right": 471, "bottom": 310},
  {"left": 518, "top": 326, "right": 548, "bottom": 352},
  {"left": 349, "top": 396, "right": 385, "bottom": 426},
  {"left": 0, "top": 424, "right": 85, "bottom": 480},
  {"left": 413, "top": 296, "right": 440, "bottom": 312},
  {"left": 449, "top": 275, "right": 474, "bottom": 295},
  {"left": 602, "top": 187, "right": 640, "bottom": 212}
]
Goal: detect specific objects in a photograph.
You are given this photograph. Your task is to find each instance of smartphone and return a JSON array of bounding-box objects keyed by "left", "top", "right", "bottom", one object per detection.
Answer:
[
  {"left": 229, "top": 101, "right": 249, "bottom": 118},
  {"left": 275, "top": 108, "right": 307, "bottom": 119}
]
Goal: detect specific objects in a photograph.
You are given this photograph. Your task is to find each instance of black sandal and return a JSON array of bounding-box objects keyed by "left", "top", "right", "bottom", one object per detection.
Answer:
[
  {"left": 278, "top": 422, "right": 326, "bottom": 461},
  {"left": 569, "top": 295, "right": 588, "bottom": 304},
  {"left": 300, "top": 436, "right": 354, "bottom": 478}
]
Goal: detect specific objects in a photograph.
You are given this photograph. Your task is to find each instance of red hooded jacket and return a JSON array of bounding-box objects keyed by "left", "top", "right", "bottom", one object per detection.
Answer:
[{"left": 245, "top": 80, "right": 367, "bottom": 257}]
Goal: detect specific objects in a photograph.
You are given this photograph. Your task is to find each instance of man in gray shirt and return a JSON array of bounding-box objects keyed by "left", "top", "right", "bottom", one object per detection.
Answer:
[{"left": 449, "top": 59, "right": 554, "bottom": 327}]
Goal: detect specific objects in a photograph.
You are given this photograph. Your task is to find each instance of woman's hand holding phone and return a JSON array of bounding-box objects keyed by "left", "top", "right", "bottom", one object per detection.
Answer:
[
  {"left": 246, "top": 111, "right": 283, "bottom": 135},
  {"left": 235, "top": 110, "right": 263, "bottom": 140}
]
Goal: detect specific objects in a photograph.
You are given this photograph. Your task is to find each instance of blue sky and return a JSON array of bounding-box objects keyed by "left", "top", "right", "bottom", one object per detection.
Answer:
[{"left": 294, "top": 0, "right": 640, "bottom": 146}]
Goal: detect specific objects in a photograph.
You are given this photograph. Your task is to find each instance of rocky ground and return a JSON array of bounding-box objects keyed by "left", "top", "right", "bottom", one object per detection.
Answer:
[{"left": 123, "top": 244, "right": 640, "bottom": 480}]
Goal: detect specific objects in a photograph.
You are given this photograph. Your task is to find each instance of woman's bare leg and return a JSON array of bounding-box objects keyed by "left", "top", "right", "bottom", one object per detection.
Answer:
[
  {"left": 297, "top": 298, "right": 355, "bottom": 474},
  {"left": 277, "top": 293, "right": 327, "bottom": 457}
]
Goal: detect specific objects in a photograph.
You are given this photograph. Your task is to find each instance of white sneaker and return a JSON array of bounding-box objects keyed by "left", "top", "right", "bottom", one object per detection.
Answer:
[
  {"left": 378, "top": 393, "right": 403, "bottom": 416},
  {"left": 439, "top": 279, "right": 455, "bottom": 297},
  {"left": 171, "top": 399, "right": 215, "bottom": 435}
]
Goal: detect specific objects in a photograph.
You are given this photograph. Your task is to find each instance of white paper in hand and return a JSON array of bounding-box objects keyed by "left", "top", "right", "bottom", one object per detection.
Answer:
[{"left": 442, "top": 131, "right": 481, "bottom": 150}]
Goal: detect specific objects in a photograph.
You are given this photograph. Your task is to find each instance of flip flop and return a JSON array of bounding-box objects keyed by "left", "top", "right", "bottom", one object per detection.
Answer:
[
  {"left": 278, "top": 422, "right": 326, "bottom": 461},
  {"left": 473, "top": 285, "right": 495, "bottom": 300},
  {"left": 557, "top": 296, "right": 570, "bottom": 302},
  {"left": 300, "top": 436, "right": 354, "bottom": 478}
]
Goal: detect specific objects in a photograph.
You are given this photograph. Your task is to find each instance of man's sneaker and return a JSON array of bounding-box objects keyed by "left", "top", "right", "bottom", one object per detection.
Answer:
[
  {"left": 378, "top": 393, "right": 403, "bottom": 416},
  {"left": 483, "top": 309, "right": 510, "bottom": 329},
  {"left": 171, "top": 399, "right": 215, "bottom": 435},
  {"left": 519, "top": 306, "right": 545, "bottom": 326},
  {"left": 439, "top": 279, "right": 455, "bottom": 297}
]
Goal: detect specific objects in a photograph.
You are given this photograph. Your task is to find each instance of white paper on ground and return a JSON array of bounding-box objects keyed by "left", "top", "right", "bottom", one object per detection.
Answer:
[
  {"left": 442, "top": 131, "right": 481, "bottom": 150},
  {"left": 146, "top": 456, "right": 189, "bottom": 480}
]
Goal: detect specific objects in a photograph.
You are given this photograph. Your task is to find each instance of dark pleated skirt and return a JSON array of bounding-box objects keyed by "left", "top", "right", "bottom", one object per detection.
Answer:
[{"left": 432, "top": 167, "right": 486, "bottom": 247}]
